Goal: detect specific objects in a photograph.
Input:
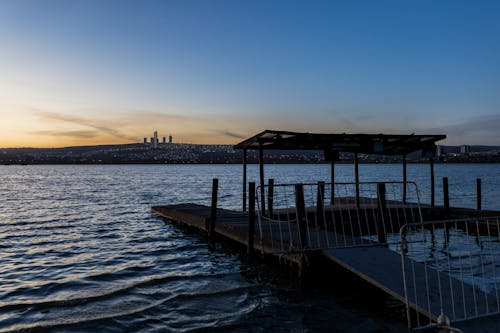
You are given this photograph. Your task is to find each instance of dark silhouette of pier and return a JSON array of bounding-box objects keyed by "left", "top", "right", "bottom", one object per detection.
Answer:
[{"left": 153, "top": 130, "right": 500, "bottom": 332}]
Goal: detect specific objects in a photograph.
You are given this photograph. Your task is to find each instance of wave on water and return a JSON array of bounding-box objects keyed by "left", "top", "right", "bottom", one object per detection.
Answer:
[{"left": 3, "top": 164, "right": 496, "bottom": 331}]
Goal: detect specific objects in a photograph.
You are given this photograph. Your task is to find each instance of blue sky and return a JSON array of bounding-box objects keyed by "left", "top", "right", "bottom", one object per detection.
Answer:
[{"left": 0, "top": 0, "right": 499, "bottom": 147}]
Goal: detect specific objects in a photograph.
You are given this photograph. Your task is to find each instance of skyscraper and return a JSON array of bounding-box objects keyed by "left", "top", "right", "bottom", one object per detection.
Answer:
[
  {"left": 143, "top": 138, "right": 147, "bottom": 144},
  {"left": 168, "top": 135, "right": 173, "bottom": 144},
  {"left": 162, "top": 137, "right": 166, "bottom": 144},
  {"left": 153, "top": 131, "right": 158, "bottom": 149}
]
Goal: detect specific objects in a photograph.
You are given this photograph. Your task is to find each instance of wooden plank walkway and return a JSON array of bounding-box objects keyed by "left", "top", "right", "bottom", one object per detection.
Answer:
[
  {"left": 153, "top": 203, "right": 304, "bottom": 264},
  {"left": 152, "top": 203, "right": 500, "bottom": 331},
  {"left": 324, "top": 246, "right": 499, "bottom": 320}
]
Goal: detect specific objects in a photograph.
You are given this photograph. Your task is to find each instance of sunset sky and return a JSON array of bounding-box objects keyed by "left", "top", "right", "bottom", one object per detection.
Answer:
[{"left": 1, "top": 0, "right": 499, "bottom": 147}]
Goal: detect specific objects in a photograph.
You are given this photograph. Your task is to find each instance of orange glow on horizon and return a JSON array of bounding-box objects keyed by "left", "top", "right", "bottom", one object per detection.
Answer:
[{"left": 0, "top": 131, "right": 246, "bottom": 148}]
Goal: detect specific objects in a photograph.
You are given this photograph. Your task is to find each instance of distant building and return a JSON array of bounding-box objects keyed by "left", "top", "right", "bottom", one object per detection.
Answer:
[
  {"left": 169, "top": 135, "right": 173, "bottom": 144},
  {"left": 162, "top": 137, "right": 166, "bottom": 144},
  {"left": 460, "top": 145, "right": 471, "bottom": 154},
  {"left": 153, "top": 131, "right": 158, "bottom": 149},
  {"left": 143, "top": 138, "right": 147, "bottom": 144},
  {"left": 150, "top": 137, "right": 154, "bottom": 145},
  {"left": 436, "top": 145, "right": 442, "bottom": 157}
]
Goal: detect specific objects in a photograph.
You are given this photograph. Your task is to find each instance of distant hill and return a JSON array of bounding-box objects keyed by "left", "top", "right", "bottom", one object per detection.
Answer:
[
  {"left": 0, "top": 143, "right": 324, "bottom": 164},
  {"left": 1, "top": 143, "right": 499, "bottom": 164}
]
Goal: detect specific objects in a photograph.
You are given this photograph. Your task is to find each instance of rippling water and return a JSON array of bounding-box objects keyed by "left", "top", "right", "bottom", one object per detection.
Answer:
[{"left": 1, "top": 164, "right": 499, "bottom": 332}]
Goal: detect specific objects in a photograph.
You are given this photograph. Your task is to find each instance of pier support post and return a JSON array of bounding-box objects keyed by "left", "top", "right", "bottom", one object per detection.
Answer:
[
  {"left": 430, "top": 157, "right": 435, "bottom": 208},
  {"left": 316, "top": 181, "right": 325, "bottom": 228},
  {"left": 209, "top": 178, "right": 218, "bottom": 239},
  {"left": 267, "top": 178, "right": 274, "bottom": 217},
  {"left": 242, "top": 148, "right": 247, "bottom": 212},
  {"left": 443, "top": 177, "right": 449, "bottom": 216},
  {"left": 376, "top": 183, "right": 387, "bottom": 245},
  {"left": 259, "top": 142, "right": 266, "bottom": 216},
  {"left": 295, "top": 184, "right": 308, "bottom": 249},
  {"left": 402, "top": 154, "right": 407, "bottom": 204},
  {"left": 354, "top": 153, "right": 360, "bottom": 208},
  {"left": 477, "top": 178, "right": 482, "bottom": 211},
  {"left": 247, "top": 182, "right": 255, "bottom": 257}
]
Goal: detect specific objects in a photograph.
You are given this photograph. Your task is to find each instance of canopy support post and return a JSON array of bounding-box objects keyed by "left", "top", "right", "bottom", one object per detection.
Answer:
[
  {"left": 403, "top": 154, "right": 407, "bottom": 204},
  {"left": 242, "top": 148, "right": 247, "bottom": 212},
  {"left": 430, "top": 157, "right": 435, "bottom": 208},
  {"left": 354, "top": 152, "right": 360, "bottom": 208},
  {"left": 330, "top": 160, "right": 335, "bottom": 205},
  {"left": 259, "top": 142, "right": 266, "bottom": 216}
]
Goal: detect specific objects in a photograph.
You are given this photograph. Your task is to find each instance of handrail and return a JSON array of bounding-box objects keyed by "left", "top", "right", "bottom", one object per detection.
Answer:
[
  {"left": 254, "top": 181, "right": 423, "bottom": 252},
  {"left": 400, "top": 216, "right": 500, "bottom": 330}
]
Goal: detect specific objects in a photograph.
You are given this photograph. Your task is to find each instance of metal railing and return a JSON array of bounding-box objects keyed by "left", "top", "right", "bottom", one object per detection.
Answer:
[
  {"left": 400, "top": 217, "right": 500, "bottom": 331},
  {"left": 255, "top": 181, "right": 423, "bottom": 253}
]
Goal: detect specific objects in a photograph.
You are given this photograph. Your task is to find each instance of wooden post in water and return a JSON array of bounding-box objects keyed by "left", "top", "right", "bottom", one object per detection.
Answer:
[
  {"left": 295, "top": 184, "right": 308, "bottom": 249},
  {"left": 247, "top": 182, "right": 255, "bottom": 256},
  {"left": 402, "top": 154, "right": 407, "bottom": 204},
  {"left": 354, "top": 153, "right": 360, "bottom": 208},
  {"left": 209, "top": 178, "right": 218, "bottom": 239},
  {"left": 258, "top": 142, "right": 266, "bottom": 216},
  {"left": 443, "top": 177, "right": 449, "bottom": 215},
  {"left": 430, "top": 157, "right": 435, "bottom": 208},
  {"left": 316, "top": 181, "right": 325, "bottom": 227},
  {"left": 242, "top": 148, "right": 247, "bottom": 212},
  {"left": 330, "top": 160, "right": 335, "bottom": 205},
  {"left": 477, "top": 178, "right": 482, "bottom": 211},
  {"left": 376, "top": 182, "right": 387, "bottom": 244},
  {"left": 267, "top": 178, "right": 274, "bottom": 217}
]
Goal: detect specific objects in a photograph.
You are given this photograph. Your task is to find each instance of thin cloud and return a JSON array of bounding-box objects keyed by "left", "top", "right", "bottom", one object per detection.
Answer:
[
  {"left": 123, "top": 110, "right": 198, "bottom": 122},
  {"left": 219, "top": 130, "right": 246, "bottom": 140},
  {"left": 420, "top": 114, "right": 500, "bottom": 145},
  {"left": 32, "top": 130, "right": 99, "bottom": 138},
  {"left": 34, "top": 110, "right": 137, "bottom": 141}
]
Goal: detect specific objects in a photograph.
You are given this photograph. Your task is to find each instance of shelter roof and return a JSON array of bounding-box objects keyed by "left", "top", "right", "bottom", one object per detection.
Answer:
[{"left": 233, "top": 130, "right": 446, "bottom": 156}]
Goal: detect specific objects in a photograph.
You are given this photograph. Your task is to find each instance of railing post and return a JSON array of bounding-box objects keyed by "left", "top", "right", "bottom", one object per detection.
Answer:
[
  {"left": 247, "top": 182, "right": 255, "bottom": 256},
  {"left": 443, "top": 177, "right": 449, "bottom": 215},
  {"left": 209, "top": 178, "right": 218, "bottom": 239},
  {"left": 316, "top": 181, "right": 325, "bottom": 227},
  {"left": 267, "top": 178, "right": 274, "bottom": 217},
  {"left": 294, "top": 184, "right": 308, "bottom": 249},
  {"left": 376, "top": 182, "right": 387, "bottom": 244},
  {"left": 477, "top": 178, "right": 482, "bottom": 211}
]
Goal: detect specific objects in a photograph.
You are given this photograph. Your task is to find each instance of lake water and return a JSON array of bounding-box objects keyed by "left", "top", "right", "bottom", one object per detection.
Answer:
[{"left": 1, "top": 164, "right": 499, "bottom": 332}]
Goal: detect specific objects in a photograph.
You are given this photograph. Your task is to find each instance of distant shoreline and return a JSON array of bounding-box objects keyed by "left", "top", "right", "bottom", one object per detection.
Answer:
[
  {"left": 3, "top": 161, "right": 500, "bottom": 166},
  {"left": 2, "top": 142, "right": 500, "bottom": 165}
]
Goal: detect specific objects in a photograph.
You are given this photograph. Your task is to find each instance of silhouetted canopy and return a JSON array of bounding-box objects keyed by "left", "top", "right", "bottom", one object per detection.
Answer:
[{"left": 234, "top": 130, "right": 446, "bottom": 156}]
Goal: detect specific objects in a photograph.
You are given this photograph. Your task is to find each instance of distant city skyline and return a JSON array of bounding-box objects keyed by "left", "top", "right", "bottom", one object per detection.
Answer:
[
  {"left": 1, "top": 1, "right": 500, "bottom": 148},
  {"left": 144, "top": 130, "right": 173, "bottom": 147}
]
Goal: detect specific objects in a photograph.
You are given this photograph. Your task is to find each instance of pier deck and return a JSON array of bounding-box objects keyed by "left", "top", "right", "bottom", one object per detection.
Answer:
[
  {"left": 152, "top": 203, "right": 500, "bottom": 331},
  {"left": 324, "top": 246, "right": 499, "bottom": 332}
]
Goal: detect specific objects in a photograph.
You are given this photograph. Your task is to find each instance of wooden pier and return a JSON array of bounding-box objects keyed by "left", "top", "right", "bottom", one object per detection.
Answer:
[
  {"left": 152, "top": 202, "right": 500, "bottom": 332},
  {"left": 152, "top": 130, "right": 500, "bottom": 331},
  {"left": 153, "top": 203, "right": 308, "bottom": 265}
]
